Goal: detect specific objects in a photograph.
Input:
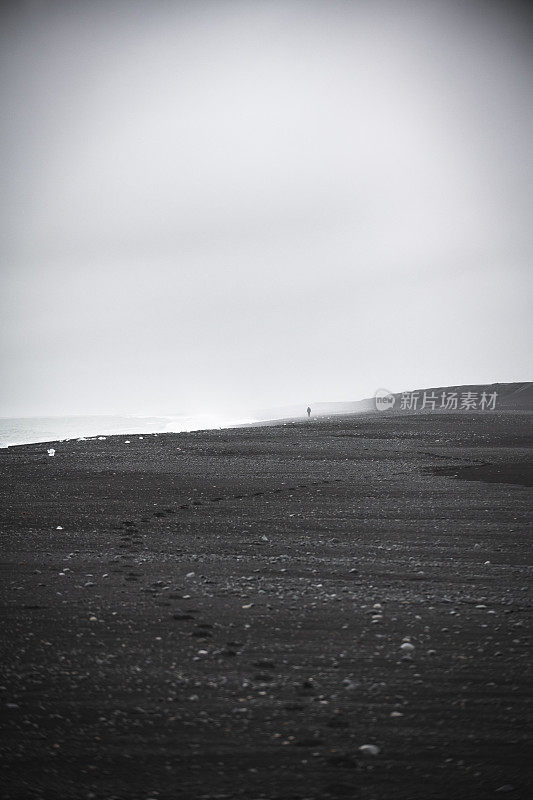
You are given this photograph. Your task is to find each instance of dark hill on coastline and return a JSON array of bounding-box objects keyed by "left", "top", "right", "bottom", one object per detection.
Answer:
[
  {"left": 255, "top": 382, "right": 533, "bottom": 422},
  {"left": 354, "top": 381, "right": 533, "bottom": 414}
]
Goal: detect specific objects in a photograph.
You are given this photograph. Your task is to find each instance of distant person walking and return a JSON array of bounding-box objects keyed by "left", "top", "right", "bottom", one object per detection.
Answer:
[{"left": 307, "top": 406, "right": 311, "bottom": 419}]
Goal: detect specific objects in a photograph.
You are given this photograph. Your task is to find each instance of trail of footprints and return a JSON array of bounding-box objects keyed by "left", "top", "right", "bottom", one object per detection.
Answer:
[
  {"left": 171, "top": 477, "right": 345, "bottom": 514},
  {"left": 111, "top": 479, "right": 345, "bottom": 618},
  {"left": 109, "top": 479, "right": 346, "bottom": 657},
  {"left": 112, "top": 478, "right": 345, "bottom": 557}
]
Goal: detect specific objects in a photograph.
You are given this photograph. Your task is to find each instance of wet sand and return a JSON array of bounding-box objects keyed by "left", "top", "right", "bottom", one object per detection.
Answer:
[{"left": 0, "top": 411, "right": 531, "bottom": 799}]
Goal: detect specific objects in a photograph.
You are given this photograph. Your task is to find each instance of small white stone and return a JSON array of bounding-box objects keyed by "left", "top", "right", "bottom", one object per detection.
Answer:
[
  {"left": 400, "top": 642, "right": 415, "bottom": 652},
  {"left": 359, "top": 744, "right": 380, "bottom": 756}
]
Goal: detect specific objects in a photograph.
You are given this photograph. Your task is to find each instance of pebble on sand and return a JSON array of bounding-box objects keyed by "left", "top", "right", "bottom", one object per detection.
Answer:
[
  {"left": 359, "top": 744, "right": 380, "bottom": 756},
  {"left": 47, "top": 448, "right": 55, "bottom": 456},
  {"left": 400, "top": 642, "right": 415, "bottom": 653}
]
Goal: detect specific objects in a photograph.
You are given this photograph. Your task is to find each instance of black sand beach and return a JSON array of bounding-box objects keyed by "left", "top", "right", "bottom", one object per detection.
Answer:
[{"left": 0, "top": 411, "right": 531, "bottom": 799}]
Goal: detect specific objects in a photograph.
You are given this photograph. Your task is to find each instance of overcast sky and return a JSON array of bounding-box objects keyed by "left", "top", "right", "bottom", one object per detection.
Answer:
[{"left": 1, "top": 0, "right": 532, "bottom": 417}]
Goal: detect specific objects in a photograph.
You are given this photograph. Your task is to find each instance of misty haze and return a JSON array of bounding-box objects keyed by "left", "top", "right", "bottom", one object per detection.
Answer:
[{"left": 1, "top": 0, "right": 531, "bottom": 421}]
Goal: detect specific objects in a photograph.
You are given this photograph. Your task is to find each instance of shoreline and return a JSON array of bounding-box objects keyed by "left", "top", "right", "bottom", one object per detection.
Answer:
[
  {"left": 2, "top": 406, "right": 531, "bottom": 451},
  {"left": 3, "top": 381, "right": 531, "bottom": 448}
]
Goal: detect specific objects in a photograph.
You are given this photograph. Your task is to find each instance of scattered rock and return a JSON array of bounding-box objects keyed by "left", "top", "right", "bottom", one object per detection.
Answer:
[{"left": 359, "top": 744, "right": 380, "bottom": 756}]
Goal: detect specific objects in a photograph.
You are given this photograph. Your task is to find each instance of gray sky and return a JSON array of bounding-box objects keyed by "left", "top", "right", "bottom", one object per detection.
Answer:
[{"left": 1, "top": 0, "right": 532, "bottom": 417}]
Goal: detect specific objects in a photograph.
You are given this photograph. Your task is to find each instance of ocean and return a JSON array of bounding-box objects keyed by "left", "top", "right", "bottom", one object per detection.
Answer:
[{"left": 0, "top": 414, "right": 258, "bottom": 448}]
